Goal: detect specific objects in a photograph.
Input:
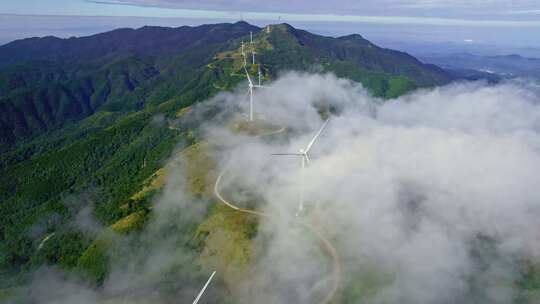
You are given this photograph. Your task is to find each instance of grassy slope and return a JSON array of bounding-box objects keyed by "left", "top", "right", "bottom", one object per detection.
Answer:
[{"left": 69, "top": 138, "right": 257, "bottom": 299}]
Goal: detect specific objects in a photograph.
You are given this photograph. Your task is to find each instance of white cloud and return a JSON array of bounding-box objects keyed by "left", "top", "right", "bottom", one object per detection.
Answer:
[
  {"left": 20, "top": 72, "right": 540, "bottom": 303},
  {"left": 197, "top": 73, "right": 540, "bottom": 303}
]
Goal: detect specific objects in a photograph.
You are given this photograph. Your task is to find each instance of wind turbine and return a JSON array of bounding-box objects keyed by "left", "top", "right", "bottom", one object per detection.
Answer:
[
  {"left": 241, "top": 30, "right": 268, "bottom": 121},
  {"left": 241, "top": 41, "right": 247, "bottom": 66},
  {"left": 250, "top": 31, "right": 256, "bottom": 65},
  {"left": 243, "top": 66, "right": 266, "bottom": 121},
  {"left": 272, "top": 118, "right": 330, "bottom": 216},
  {"left": 243, "top": 52, "right": 266, "bottom": 121},
  {"left": 244, "top": 65, "right": 255, "bottom": 121},
  {"left": 192, "top": 271, "right": 216, "bottom": 304}
]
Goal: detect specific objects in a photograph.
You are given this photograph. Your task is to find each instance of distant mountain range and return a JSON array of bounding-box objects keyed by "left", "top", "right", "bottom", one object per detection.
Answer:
[{"left": 419, "top": 52, "right": 540, "bottom": 80}]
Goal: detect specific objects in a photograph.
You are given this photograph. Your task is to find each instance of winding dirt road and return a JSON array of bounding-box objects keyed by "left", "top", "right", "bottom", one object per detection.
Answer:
[{"left": 213, "top": 130, "right": 341, "bottom": 304}]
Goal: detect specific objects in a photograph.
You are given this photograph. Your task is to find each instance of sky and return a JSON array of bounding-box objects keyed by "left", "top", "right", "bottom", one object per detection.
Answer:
[{"left": 1, "top": 0, "right": 540, "bottom": 54}]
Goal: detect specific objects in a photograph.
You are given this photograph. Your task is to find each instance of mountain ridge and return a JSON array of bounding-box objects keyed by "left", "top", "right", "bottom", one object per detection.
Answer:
[
  {"left": 0, "top": 22, "right": 453, "bottom": 147},
  {"left": 0, "top": 21, "right": 261, "bottom": 67}
]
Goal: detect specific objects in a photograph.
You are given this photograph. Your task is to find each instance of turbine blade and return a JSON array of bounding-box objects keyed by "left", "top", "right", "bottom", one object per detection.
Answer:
[
  {"left": 192, "top": 271, "right": 216, "bottom": 304},
  {"left": 244, "top": 66, "right": 253, "bottom": 86},
  {"left": 304, "top": 118, "right": 330, "bottom": 154},
  {"left": 271, "top": 153, "right": 303, "bottom": 156},
  {"left": 304, "top": 154, "right": 311, "bottom": 163}
]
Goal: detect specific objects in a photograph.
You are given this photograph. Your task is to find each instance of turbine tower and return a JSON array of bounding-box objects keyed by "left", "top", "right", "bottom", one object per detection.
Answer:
[
  {"left": 192, "top": 271, "right": 216, "bottom": 304},
  {"left": 272, "top": 118, "right": 330, "bottom": 216}
]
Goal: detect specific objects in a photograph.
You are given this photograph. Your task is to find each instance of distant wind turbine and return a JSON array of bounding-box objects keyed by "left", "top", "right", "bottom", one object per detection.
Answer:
[
  {"left": 243, "top": 65, "right": 266, "bottom": 121},
  {"left": 272, "top": 118, "right": 330, "bottom": 216},
  {"left": 250, "top": 31, "right": 256, "bottom": 65},
  {"left": 192, "top": 271, "right": 216, "bottom": 304},
  {"left": 241, "top": 41, "right": 247, "bottom": 66}
]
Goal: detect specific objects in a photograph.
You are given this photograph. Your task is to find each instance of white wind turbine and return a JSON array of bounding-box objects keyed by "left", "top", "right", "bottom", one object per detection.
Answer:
[
  {"left": 249, "top": 31, "right": 260, "bottom": 65},
  {"left": 243, "top": 65, "right": 266, "bottom": 121},
  {"left": 244, "top": 65, "right": 255, "bottom": 121},
  {"left": 192, "top": 271, "right": 216, "bottom": 304},
  {"left": 250, "top": 31, "right": 255, "bottom": 64},
  {"left": 272, "top": 118, "right": 330, "bottom": 216},
  {"left": 241, "top": 41, "right": 247, "bottom": 66}
]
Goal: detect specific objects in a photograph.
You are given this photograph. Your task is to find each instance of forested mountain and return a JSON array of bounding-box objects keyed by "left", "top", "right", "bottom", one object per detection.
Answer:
[
  {"left": 0, "top": 22, "right": 260, "bottom": 148},
  {"left": 0, "top": 22, "right": 452, "bottom": 147},
  {"left": 0, "top": 21, "right": 456, "bottom": 301}
]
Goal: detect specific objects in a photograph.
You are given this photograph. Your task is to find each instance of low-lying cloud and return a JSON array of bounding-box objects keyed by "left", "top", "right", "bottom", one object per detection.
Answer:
[
  {"left": 18, "top": 72, "right": 540, "bottom": 303},
  {"left": 199, "top": 72, "right": 540, "bottom": 303}
]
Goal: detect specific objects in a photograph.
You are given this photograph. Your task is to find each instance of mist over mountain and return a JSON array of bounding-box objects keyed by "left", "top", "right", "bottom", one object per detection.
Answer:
[{"left": 1, "top": 20, "right": 540, "bottom": 304}]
